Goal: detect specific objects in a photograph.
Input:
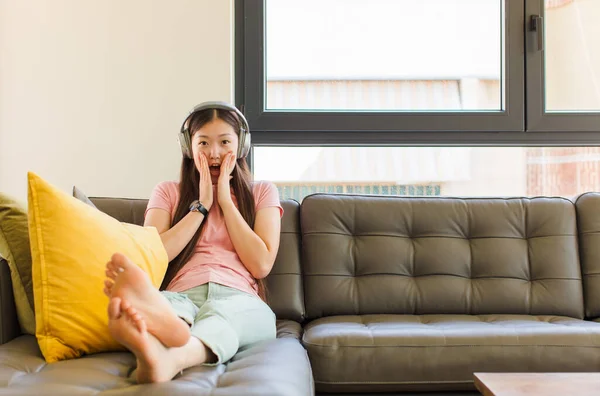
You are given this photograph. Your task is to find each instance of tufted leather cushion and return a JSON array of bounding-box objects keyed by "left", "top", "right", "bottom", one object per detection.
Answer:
[
  {"left": 88, "top": 197, "right": 305, "bottom": 322},
  {"left": 574, "top": 192, "right": 600, "bottom": 319},
  {"left": 301, "top": 194, "right": 583, "bottom": 319},
  {"left": 266, "top": 200, "right": 305, "bottom": 322},
  {"left": 0, "top": 321, "right": 312, "bottom": 395},
  {"left": 303, "top": 314, "right": 600, "bottom": 393},
  {"left": 89, "top": 197, "right": 148, "bottom": 227}
]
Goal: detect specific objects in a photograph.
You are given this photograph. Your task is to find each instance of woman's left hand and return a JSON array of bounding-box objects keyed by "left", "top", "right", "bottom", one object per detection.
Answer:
[{"left": 217, "top": 151, "right": 236, "bottom": 205}]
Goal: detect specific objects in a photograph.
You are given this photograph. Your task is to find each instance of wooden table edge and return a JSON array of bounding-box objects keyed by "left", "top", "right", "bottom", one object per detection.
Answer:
[{"left": 473, "top": 373, "right": 494, "bottom": 396}]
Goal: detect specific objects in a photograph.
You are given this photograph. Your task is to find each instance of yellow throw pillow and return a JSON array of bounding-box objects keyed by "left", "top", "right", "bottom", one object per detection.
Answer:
[{"left": 27, "top": 172, "right": 168, "bottom": 363}]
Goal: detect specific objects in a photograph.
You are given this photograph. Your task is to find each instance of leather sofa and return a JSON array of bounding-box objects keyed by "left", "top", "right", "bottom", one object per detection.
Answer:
[{"left": 2, "top": 191, "right": 600, "bottom": 395}]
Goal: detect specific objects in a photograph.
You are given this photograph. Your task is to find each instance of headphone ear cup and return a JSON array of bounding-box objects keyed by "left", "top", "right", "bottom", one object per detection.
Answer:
[
  {"left": 238, "top": 128, "right": 251, "bottom": 158},
  {"left": 178, "top": 129, "right": 193, "bottom": 158}
]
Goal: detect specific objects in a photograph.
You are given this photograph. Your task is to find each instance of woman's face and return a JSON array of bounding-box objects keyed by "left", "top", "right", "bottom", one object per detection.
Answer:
[{"left": 191, "top": 118, "right": 239, "bottom": 183}]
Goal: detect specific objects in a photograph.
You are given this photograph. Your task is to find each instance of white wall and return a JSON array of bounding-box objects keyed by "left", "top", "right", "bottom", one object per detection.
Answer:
[{"left": 0, "top": 0, "right": 233, "bottom": 203}]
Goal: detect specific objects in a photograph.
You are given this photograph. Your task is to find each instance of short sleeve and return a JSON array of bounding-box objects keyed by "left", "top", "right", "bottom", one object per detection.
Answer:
[
  {"left": 253, "top": 181, "right": 284, "bottom": 218},
  {"left": 145, "top": 181, "right": 179, "bottom": 221}
]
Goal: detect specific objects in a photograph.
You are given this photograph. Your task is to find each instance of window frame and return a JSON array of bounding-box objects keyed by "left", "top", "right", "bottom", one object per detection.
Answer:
[
  {"left": 236, "top": 0, "right": 600, "bottom": 146},
  {"left": 525, "top": 0, "right": 600, "bottom": 132}
]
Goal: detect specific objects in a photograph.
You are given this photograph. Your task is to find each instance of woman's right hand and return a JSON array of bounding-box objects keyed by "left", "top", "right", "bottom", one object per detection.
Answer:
[{"left": 198, "top": 154, "right": 213, "bottom": 210}]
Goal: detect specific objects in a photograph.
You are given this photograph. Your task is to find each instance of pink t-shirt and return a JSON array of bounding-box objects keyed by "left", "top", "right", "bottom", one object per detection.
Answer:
[{"left": 145, "top": 180, "right": 283, "bottom": 296}]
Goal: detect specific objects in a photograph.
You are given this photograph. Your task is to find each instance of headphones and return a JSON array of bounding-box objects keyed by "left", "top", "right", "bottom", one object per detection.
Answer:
[{"left": 178, "top": 101, "right": 251, "bottom": 159}]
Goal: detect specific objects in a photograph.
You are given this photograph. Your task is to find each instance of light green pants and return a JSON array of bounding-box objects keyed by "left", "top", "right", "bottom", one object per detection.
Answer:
[{"left": 161, "top": 282, "right": 276, "bottom": 365}]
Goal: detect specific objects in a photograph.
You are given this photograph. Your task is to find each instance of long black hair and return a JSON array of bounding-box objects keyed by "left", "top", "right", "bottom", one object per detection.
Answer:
[{"left": 159, "top": 108, "right": 267, "bottom": 301}]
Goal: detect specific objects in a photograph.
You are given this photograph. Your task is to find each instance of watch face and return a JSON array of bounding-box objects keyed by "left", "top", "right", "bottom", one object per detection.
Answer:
[{"left": 189, "top": 200, "right": 206, "bottom": 214}]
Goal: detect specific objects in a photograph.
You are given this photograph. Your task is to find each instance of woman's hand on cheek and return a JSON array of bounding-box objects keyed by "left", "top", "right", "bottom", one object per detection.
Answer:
[
  {"left": 217, "top": 151, "right": 236, "bottom": 205},
  {"left": 198, "top": 154, "right": 213, "bottom": 210}
]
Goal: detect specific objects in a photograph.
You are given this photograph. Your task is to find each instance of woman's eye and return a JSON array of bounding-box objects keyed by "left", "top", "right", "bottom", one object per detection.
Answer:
[
  {"left": 198, "top": 141, "right": 207, "bottom": 146},
  {"left": 222, "top": 140, "right": 230, "bottom": 145}
]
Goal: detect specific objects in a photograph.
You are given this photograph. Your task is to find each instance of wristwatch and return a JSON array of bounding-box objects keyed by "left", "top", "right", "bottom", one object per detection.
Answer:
[{"left": 189, "top": 200, "right": 209, "bottom": 216}]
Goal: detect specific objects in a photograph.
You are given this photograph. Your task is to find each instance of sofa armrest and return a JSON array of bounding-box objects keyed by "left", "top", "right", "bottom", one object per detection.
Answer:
[{"left": 0, "top": 258, "right": 21, "bottom": 344}]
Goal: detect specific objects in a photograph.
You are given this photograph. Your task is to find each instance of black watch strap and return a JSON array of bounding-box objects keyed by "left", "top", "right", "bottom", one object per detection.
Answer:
[{"left": 189, "top": 200, "right": 209, "bottom": 216}]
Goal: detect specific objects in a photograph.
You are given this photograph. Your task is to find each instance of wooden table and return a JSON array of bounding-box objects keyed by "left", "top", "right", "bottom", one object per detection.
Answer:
[{"left": 474, "top": 373, "right": 600, "bottom": 396}]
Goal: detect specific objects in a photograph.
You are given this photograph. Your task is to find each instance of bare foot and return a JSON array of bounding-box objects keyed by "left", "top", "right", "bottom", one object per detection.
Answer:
[
  {"left": 108, "top": 297, "right": 182, "bottom": 383},
  {"left": 104, "top": 252, "right": 190, "bottom": 347}
]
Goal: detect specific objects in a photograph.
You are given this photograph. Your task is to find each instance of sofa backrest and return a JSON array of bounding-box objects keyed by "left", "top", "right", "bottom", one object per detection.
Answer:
[
  {"left": 574, "top": 193, "right": 600, "bottom": 319},
  {"left": 300, "top": 194, "right": 584, "bottom": 320},
  {"left": 91, "top": 197, "right": 148, "bottom": 225},
  {"left": 266, "top": 200, "right": 305, "bottom": 322},
  {"left": 89, "top": 196, "right": 305, "bottom": 322}
]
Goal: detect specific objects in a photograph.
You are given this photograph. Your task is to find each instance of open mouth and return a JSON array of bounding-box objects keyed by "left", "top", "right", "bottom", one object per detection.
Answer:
[{"left": 209, "top": 164, "right": 220, "bottom": 175}]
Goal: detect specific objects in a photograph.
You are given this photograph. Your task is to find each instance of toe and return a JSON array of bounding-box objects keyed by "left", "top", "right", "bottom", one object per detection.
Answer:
[
  {"left": 103, "top": 280, "right": 114, "bottom": 296},
  {"left": 106, "top": 260, "right": 117, "bottom": 272},
  {"left": 108, "top": 297, "right": 122, "bottom": 320},
  {"left": 121, "top": 299, "right": 132, "bottom": 311},
  {"left": 133, "top": 317, "right": 147, "bottom": 334},
  {"left": 121, "top": 300, "right": 147, "bottom": 333},
  {"left": 111, "top": 253, "right": 133, "bottom": 271},
  {"left": 105, "top": 267, "right": 118, "bottom": 280},
  {"left": 133, "top": 315, "right": 147, "bottom": 333},
  {"left": 106, "top": 265, "right": 120, "bottom": 280},
  {"left": 123, "top": 302, "right": 138, "bottom": 317}
]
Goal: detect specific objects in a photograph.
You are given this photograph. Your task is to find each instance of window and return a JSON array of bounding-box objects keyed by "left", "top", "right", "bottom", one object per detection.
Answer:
[
  {"left": 239, "top": 0, "right": 524, "bottom": 137},
  {"left": 253, "top": 146, "right": 600, "bottom": 201},
  {"left": 526, "top": 0, "right": 600, "bottom": 132},
  {"left": 239, "top": 1, "right": 600, "bottom": 200},
  {"left": 237, "top": 0, "right": 600, "bottom": 144},
  {"left": 265, "top": 1, "right": 503, "bottom": 112}
]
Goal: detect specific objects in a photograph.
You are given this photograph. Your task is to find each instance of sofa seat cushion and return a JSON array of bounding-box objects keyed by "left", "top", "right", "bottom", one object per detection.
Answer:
[
  {"left": 303, "top": 314, "right": 600, "bottom": 393},
  {"left": 0, "top": 321, "right": 313, "bottom": 395}
]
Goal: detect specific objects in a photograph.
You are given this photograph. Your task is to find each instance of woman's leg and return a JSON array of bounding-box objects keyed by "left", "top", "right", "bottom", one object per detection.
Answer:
[
  {"left": 189, "top": 283, "right": 276, "bottom": 366},
  {"left": 108, "top": 296, "right": 215, "bottom": 383}
]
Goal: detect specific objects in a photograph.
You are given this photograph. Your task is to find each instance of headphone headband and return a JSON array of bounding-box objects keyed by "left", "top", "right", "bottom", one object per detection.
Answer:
[{"left": 178, "top": 101, "right": 251, "bottom": 159}]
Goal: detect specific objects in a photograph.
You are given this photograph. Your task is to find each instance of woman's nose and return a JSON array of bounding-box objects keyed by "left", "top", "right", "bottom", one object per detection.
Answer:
[{"left": 209, "top": 147, "right": 220, "bottom": 159}]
